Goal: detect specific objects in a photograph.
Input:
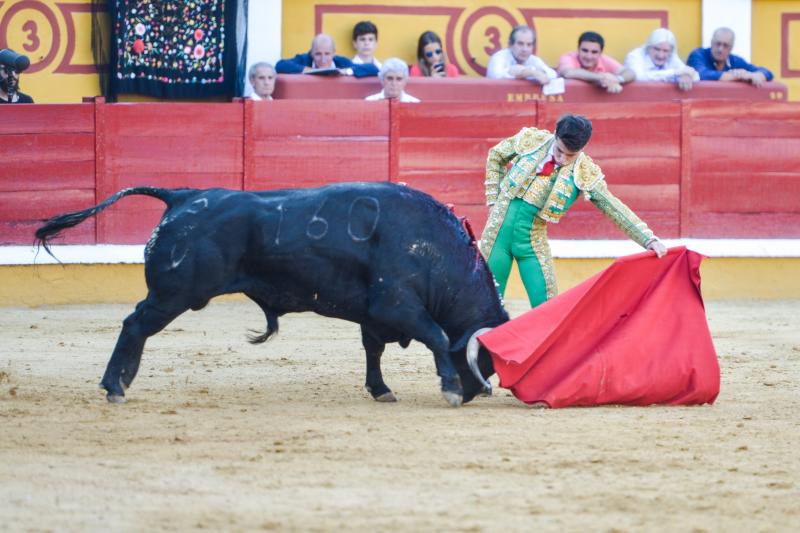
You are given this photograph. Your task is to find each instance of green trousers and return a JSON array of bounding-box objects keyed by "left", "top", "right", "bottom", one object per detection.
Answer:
[{"left": 487, "top": 198, "right": 548, "bottom": 307}]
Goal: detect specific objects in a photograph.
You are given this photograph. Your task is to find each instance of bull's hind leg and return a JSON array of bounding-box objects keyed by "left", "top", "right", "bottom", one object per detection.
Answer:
[
  {"left": 361, "top": 326, "right": 396, "bottom": 402},
  {"left": 100, "top": 296, "right": 187, "bottom": 403},
  {"left": 368, "top": 293, "right": 462, "bottom": 407}
]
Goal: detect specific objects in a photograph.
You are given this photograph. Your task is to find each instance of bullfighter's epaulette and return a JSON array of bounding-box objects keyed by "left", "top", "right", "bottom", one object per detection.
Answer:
[
  {"left": 573, "top": 153, "right": 605, "bottom": 191},
  {"left": 513, "top": 127, "right": 552, "bottom": 156}
]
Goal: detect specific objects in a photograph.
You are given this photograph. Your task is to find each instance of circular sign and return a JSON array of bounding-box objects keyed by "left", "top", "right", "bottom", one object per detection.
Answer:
[{"left": 0, "top": 0, "right": 61, "bottom": 74}]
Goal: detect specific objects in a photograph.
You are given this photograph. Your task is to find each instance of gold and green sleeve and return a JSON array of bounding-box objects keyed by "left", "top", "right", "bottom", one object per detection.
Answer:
[
  {"left": 588, "top": 180, "right": 655, "bottom": 248},
  {"left": 485, "top": 135, "right": 518, "bottom": 205}
]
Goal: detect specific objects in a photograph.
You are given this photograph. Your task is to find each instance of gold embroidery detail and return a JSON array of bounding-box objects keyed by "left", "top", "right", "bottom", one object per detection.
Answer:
[
  {"left": 479, "top": 193, "right": 513, "bottom": 260},
  {"left": 519, "top": 173, "right": 557, "bottom": 207},
  {"left": 538, "top": 166, "right": 577, "bottom": 223},
  {"left": 529, "top": 217, "right": 557, "bottom": 300},
  {"left": 484, "top": 135, "right": 518, "bottom": 204},
  {"left": 513, "top": 128, "right": 552, "bottom": 155},
  {"left": 589, "top": 180, "right": 655, "bottom": 247},
  {"left": 573, "top": 153, "right": 604, "bottom": 191}
]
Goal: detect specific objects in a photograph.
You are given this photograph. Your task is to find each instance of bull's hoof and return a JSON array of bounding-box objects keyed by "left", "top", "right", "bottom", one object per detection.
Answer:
[
  {"left": 375, "top": 391, "right": 397, "bottom": 403},
  {"left": 99, "top": 376, "right": 127, "bottom": 402},
  {"left": 442, "top": 390, "right": 463, "bottom": 407},
  {"left": 106, "top": 393, "right": 127, "bottom": 404}
]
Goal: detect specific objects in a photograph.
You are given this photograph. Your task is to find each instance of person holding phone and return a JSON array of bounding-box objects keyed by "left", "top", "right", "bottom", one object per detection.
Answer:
[{"left": 409, "top": 31, "right": 459, "bottom": 77}]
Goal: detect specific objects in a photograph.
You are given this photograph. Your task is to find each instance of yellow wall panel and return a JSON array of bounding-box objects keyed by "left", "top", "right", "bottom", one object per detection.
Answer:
[
  {"left": 2, "top": 1, "right": 799, "bottom": 104},
  {"left": 753, "top": 0, "right": 800, "bottom": 101},
  {"left": 281, "top": 0, "right": 701, "bottom": 77},
  {"left": 4, "top": 258, "right": 799, "bottom": 307},
  {"left": 1, "top": 0, "right": 102, "bottom": 103}
]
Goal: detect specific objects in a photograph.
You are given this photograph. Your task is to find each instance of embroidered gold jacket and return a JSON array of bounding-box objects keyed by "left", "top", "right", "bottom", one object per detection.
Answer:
[{"left": 481, "top": 126, "right": 655, "bottom": 253}]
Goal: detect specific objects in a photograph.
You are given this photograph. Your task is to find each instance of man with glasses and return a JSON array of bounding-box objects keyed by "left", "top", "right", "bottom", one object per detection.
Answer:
[
  {"left": 687, "top": 27, "right": 772, "bottom": 86},
  {"left": 486, "top": 25, "right": 557, "bottom": 85}
]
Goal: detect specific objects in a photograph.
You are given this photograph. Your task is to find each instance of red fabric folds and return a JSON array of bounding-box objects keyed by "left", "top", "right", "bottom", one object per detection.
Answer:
[{"left": 479, "top": 247, "right": 720, "bottom": 408}]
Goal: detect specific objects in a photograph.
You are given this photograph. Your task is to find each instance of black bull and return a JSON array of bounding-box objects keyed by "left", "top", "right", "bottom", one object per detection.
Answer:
[{"left": 35, "top": 182, "right": 509, "bottom": 406}]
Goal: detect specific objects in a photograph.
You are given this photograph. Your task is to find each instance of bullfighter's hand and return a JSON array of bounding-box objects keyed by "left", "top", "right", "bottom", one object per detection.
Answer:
[{"left": 646, "top": 239, "right": 668, "bottom": 258}]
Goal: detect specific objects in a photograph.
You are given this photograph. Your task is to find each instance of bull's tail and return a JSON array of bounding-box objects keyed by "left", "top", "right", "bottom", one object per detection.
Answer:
[
  {"left": 247, "top": 310, "right": 279, "bottom": 344},
  {"left": 34, "top": 186, "right": 178, "bottom": 259}
]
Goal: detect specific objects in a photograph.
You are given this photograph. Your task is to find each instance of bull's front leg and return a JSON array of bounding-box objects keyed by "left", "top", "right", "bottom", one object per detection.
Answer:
[
  {"left": 428, "top": 336, "right": 463, "bottom": 408},
  {"left": 401, "top": 310, "right": 463, "bottom": 406},
  {"left": 360, "top": 326, "right": 396, "bottom": 402},
  {"left": 367, "top": 293, "right": 463, "bottom": 406}
]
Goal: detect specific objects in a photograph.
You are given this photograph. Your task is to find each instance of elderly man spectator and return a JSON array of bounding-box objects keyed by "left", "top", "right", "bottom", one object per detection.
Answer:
[
  {"left": 365, "top": 58, "right": 420, "bottom": 102},
  {"left": 275, "top": 33, "right": 378, "bottom": 78},
  {"left": 557, "top": 31, "right": 634, "bottom": 94},
  {"left": 687, "top": 27, "right": 773, "bottom": 87},
  {"left": 247, "top": 62, "right": 276, "bottom": 101},
  {"left": 486, "top": 25, "right": 557, "bottom": 85},
  {"left": 624, "top": 28, "right": 698, "bottom": 91}
]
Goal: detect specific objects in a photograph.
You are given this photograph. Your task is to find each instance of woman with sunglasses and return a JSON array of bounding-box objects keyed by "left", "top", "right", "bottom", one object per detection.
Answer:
[{"left": 410, "top": 31, "right": 459, "bottom": 77}]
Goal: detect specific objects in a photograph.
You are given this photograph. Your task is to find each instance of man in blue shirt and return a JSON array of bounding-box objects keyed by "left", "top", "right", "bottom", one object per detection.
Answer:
[
  {"left": 687, "top": 27, "right": 772, "bottom": 86},
  {"left": 276, "top": 34, "right": 378, "bottom": 78}
]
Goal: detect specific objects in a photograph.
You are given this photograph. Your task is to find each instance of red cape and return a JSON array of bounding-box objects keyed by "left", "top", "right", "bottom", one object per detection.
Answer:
[{"left": 478, "top": 247, "right": 720, "bottom": 408}]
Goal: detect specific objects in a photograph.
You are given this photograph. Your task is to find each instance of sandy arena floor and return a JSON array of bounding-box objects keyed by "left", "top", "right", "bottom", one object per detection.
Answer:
[{"left": 1, "top": 299, "right": 798, "bottom": 531}]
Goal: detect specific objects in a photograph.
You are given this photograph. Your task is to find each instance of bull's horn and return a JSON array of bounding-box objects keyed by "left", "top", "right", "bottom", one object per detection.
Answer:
[{"left": 466, "top": 327, "right": 494, "bottom": 396}]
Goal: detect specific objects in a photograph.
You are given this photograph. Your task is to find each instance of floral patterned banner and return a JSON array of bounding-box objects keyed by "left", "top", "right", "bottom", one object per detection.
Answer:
[{"left": 109, "top": 0, "right": 238, "bottom": 99}]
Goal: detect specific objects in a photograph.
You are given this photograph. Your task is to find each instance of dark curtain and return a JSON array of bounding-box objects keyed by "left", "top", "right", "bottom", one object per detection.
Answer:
[
  {"left": 235, "top": 0, "right": 248, "bottom": 97},
  {"left": 91, "top": 0, "right": 111, "bottom": 99},
  {"left": 100, "top": 0, "right": 242, "bottom": 100}
]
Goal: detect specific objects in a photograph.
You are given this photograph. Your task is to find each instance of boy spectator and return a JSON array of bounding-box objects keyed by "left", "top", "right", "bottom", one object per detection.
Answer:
[
  {"left": 687, "top": 27, "right": 772, "bottom": 86},
  {"left": 486, "top": 25, "right": 557, "bottom": 84},
  {"left": 276, "top": 34, "right": 378, "bottom": 78},
  {"left": 557, "top": 31, "right": 634, "bottom": 94},
  {"left": 352, "top": 21, "right": 381, "bottom": 68},
  {"left": 624, "top": 28, "right": 698, "bottom": 91},
  {"left": 247, "top": 62, "right": 276, "bottom": 100},
  {"left": 365, "top": 58, "right": 420, "bottom": 102}
]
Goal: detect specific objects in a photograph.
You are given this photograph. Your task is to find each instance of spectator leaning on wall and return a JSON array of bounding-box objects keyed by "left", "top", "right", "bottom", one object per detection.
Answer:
[
  {"left": 486, "top": 25, "right": 557, "bottom": 85},
  {"left": 276, "top": 33, "right": 379, "bottom": 78},
  {"left": 687, "top": 27, "right": 773, "bottom": 87},
  {"left": 557, "top": 31, "right": 635, "bottom": 94},
  {"left": 624, "top": 28, "right": 698, "bottom": 91}
]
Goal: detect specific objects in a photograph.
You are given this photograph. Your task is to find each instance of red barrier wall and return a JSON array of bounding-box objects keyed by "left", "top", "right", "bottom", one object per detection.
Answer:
[
  {"left": 682, "top": 100, "right": 800, "bottom": 237},
  {"left": 538, "top": 101, "right": 682, "bottom": 238},
  {"left": 3, "top": 99, "right": 800, "bottom": 245},
  {"left": 0, "top": 105, "right": 96, "bottom": 244},
  {"left": 96, "top": 101, "right": 244, "bottom": 243},
  {"left": 391, "top": 101, "right": 535, "bottom": 232},
  {"left": 245, "top": 99, "right": 390, "bottom": 191}
]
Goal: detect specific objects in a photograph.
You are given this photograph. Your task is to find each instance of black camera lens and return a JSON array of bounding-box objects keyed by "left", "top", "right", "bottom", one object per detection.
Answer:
[{"left": 0, "top": 49, "right": 31, "bottom": 72}]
